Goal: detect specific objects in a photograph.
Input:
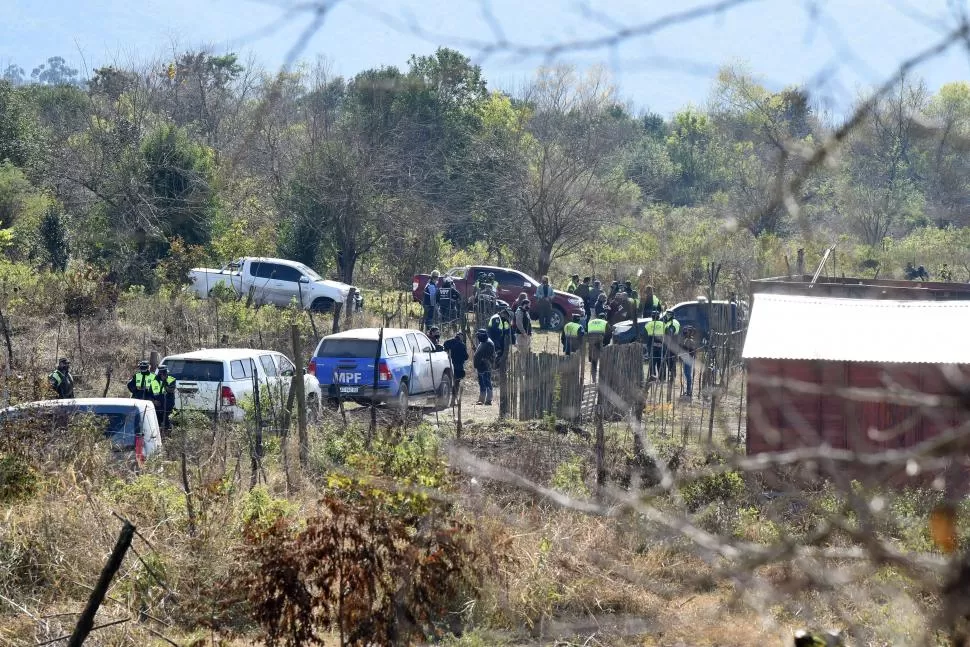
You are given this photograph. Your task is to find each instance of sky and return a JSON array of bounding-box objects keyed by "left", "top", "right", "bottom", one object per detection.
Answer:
[{"left": 3, "top": 0, "right": 970, "bottom": 116}]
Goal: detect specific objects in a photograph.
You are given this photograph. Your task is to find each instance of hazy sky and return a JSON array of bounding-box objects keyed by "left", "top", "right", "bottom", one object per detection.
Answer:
[{"left": 4, "top": 0, "right": 970, "bottom": 116}]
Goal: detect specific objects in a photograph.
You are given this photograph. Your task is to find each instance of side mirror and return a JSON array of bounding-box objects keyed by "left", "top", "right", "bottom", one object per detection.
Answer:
[
  {"left": 421, "top": 346, "right": 433, "bottom": 353},
  {"left": 281, "top": 368, "right": 295, "bottom": 377},
  {"left": 299, "top": 276, "right": 310, "bottom": 284},
  {"left": 523, "top": 282, "right": 533, "bottom": 288}
]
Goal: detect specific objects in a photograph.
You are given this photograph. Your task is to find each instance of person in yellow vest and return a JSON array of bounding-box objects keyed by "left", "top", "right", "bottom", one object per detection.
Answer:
[
  {"left": 644, "top": 315, "right": 666, "bottom": 381},
  {"left": 150, "top": 364, "right": 177, "bottom": 432},
  {"left": 586, "top": 314, "right": 608, "bottom": 382},
  {"left": 561, "top": 313, "right": 586, "bottom": 356},
  {"left": 661, "top": 311, "right": 681, "bottom": 383},
  {"left": 127, "top": 360, "right": 154, "bottom": 400}
]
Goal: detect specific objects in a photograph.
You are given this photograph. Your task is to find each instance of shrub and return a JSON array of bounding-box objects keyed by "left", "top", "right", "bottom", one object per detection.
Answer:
[
  {"left": 0, "top": 452, "right": 38, "bottom": 502},
  {"left": 229, "top": 486, "right": 483, "bottom": 647},
  {"left": 680, "top": 469, "right": 744, "bottom": 512},
  {"left": 550, "top": 456, "right": 589, "bottom": 498}
]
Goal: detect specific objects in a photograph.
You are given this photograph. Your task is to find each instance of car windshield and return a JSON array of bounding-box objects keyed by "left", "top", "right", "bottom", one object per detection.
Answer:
[
  {"left": 297, "top": 263, "right": 323, "bottom": 281},
  {"left": 0, "top": 408, "right": 137, "bottom": 450},
  {"left": 317, "top": 339, "right": 379, "bottom": 358},
  {"left": 519, "top": 271, "right": 541, "bottom": 285},
  {"left": 165, "top": 359, "right": 225, "bottom": 381},
  {"left": 445, "top": 267, "right": 467, "bottom": 279}
]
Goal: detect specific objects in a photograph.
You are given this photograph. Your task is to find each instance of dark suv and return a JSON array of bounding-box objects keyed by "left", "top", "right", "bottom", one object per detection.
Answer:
[{"left": 611, "top": 299, "right": 747, "bottom": 345}]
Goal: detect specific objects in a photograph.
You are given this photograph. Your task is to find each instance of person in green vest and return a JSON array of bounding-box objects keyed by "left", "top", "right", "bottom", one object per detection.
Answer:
[
  {"left": 150, "top": 364, "right": 177, "bottom": 432},
  {"left": 661, "top": 311, "right": 681, "bottom": 383},
  {"left": 566, "top": 274, "right": 580, "bottom": 295},
  {"left": 644, "top": 314, "right": 666, "bottom": 381},
  {"left": 561, "top": 313, "right": 586, "bottom": 356},
  {"left": 586, "top": 314, "right": 608, "bottom": 382},
  {"left": 47, "top": 357, "right": 74, "bottom": 399},
  {"left": 127, "top": 360, "right": 154, "bottom": 400}
]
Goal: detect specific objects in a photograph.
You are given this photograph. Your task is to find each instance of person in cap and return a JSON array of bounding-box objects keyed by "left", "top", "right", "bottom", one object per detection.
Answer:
[
  {"left": 423, "top": 270, "right": 440, "bottom": 331},
  {"left": 127, "top": 360, "right": 155, "bottom": 400},
  {"left": 561, "top": 313, "right": 586, "bottom": 356},
  {"left": 566, "top": 274, "right": 581, "bottom": 295},
  {"left": 473, "top": 329, "right": 496, "bottom": 405},
  {"left": 576, "top": 277, "right": 592, "bottom": 319},
  {"left": 48, "top": 357, "right": 74, "bottom": 399},
  {"left": 150, "top": 364, "right": 177, "bottom": 432},
  {"left": 586, "top": 311, "right": 608, "bottom": 382},
  {"left": 443, "top": 330, "right": 469, "bottom": 406}
]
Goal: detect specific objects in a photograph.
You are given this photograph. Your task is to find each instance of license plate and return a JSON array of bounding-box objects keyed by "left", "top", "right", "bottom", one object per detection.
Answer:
[{"left": 339, "top": 386, "right": 360, "bottom": 394}]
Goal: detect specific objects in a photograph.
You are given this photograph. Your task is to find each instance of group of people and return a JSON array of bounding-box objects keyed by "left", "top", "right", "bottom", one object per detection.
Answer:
[
  {"left": 46, "top": 357, "right": 177, "bottom": 431},
  {"left": 126, "top": 360, "right": 177, "bottom": 431}
]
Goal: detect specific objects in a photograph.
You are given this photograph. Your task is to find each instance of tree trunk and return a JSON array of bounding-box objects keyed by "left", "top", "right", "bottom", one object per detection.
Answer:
[
  {"left": 337, "top": 248, "right": 357, "bottom": 285},
  {"left": 536, "top": 244, "right": 553, "bottom": 278}
]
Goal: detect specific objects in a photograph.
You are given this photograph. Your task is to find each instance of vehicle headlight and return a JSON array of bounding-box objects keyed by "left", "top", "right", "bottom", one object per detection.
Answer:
[{"left": 568, "top": 297, "right": 583, "bottom": 306}]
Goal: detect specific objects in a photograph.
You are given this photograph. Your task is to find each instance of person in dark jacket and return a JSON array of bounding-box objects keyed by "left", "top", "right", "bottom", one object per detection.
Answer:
[
  {"left": 487, "top": 308, "right": 514, "bottom": 359},
  {"left": 473, "top": 329, "right": 495, "bottom": 405},
  {"left": 427, "top": 326, "right": 445, "bottom": 352},
  {"left": 443, "top": 331, "right": 468, "bottom": 406}
]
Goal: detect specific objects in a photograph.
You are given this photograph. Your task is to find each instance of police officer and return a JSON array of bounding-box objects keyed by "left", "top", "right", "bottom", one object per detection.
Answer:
[
  {"left": 586, "top": 313, "right": 608, "bottom": 382},
  {"left": 127, "top": 360, "right": 154, "bottom": 400},
  {"left": 514, "top": 298, "right": 532, "bottom": 353},
  {"left": 439, "top": 277, "right": 460, "bottom": 323},
  {"left": 488, "top": 308, "right": 514, "bottom": 359},
  {"left": 566, "top": 274, "right": 580, "bottom": 295},
  {"left": 48, "top": 357, "right": 74, "bottom": 399},
  {"left": 644, "top": 312, "right": 666, "bottom": 380},
  {"left": 662, "top": 311, "right": 681, "bottom": 383},
  {"left": 151, "top": 364, "right": 177, "bottom": 432},
  {"left": 561, "top": 313, "right": 586, "bottom": 356},
  {"left": 624, "top": 280, "right": 639, "bottom": 315}
]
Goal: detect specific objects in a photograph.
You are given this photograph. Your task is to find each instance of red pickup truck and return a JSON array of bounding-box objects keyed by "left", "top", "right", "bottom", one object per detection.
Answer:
[{"left": 411, "top": 265, "right": 585, "bottom": 330}]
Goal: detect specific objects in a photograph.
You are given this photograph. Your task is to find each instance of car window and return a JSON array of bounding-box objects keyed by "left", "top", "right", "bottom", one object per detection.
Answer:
[
  {"left": 492, "top": 270, "right": 520, "bottom": 286},
  {"left": 415, "top": 333, "right": 436, "bottom": 352},
  {"left": 385, "top": 338, "right": 407, "bottom": 356},
  {"left": 230, "top": 360, "right": 254, "bottom": 379},
  {"left": 317, "top": 339, "right": 379, "bottom": 358},
  {"left": 406, "top": 333, "right": 419, "bottom": 352},
  {"left": 674, "top": 304, "right": 699, "bottom": 323},
  {"left": 271, "top": 265, "right": 303, "bottom": 282},
  {"left": 248, "top": 261, "right": 262, "bottom": 277},
  {"left": 165, "top": 359, "right": 224, "bottom": 381},
  {"left": 259, "top": 354, "right": 278, "bottom": 377},
  {"left": 277, "top": 355, "right": 296, "bottom": 374},
  {"left": 446, "top": 267, "right": 467, "bottom": 279}
]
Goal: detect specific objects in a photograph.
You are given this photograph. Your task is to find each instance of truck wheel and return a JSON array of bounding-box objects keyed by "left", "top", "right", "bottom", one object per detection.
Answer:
[
  {"left": 310, "top": 297, "right": 335, "bottom": 313},
  {"left": 394, "top": 381, "right": 410, "bottom": 412},
  {"left": 550, "top": 307, "right": 566, "bottom": 331},
  {"left": 436, "top": 372, "right": 452, "bottom": 410}
]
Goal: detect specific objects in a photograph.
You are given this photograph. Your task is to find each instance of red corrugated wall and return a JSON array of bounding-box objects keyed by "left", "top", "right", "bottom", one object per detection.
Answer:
[{"left": 746, "top": 359, "right": 968, "bottom": 454}]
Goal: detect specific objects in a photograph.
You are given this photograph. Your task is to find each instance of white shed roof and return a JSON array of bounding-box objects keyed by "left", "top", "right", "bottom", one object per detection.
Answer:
[{"left": 742, "top": 293, "right": 970, "bottom": 364}]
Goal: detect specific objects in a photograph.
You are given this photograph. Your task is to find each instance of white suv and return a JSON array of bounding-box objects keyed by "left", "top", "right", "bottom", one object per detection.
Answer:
[{"left": 161, "top": 348, "right": 322, "bottom": 423}]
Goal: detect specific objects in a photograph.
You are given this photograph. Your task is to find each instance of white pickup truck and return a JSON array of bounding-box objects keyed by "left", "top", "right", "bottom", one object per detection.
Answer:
[{"left": 188, "top": 257, "right": 358, "bottom": 312}]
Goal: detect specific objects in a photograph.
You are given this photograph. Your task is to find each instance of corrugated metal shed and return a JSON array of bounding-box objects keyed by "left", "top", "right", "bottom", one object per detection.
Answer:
[{"left": 742, "top": 293, "right": 970, "bottom": 364}]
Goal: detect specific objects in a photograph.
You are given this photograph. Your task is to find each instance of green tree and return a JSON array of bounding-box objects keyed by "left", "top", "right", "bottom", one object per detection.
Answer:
[
  {"left": 39, "top": 205, "right": 69, "bottom": 271},
  {"left": 30, "top": 56, "right": 82, "bottom": 86},
  {"left": 0, "top": 81, "right": 39, "bottom": 168}
]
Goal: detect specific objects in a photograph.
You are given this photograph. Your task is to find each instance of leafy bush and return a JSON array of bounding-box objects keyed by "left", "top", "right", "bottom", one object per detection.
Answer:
[
  {"left": 0, "top": 452, "right": 37, "bottom": 502},
  {"left": 241, "top": 485, "right": 295, "bottom": 532},
  {"left": 550, "top": 456, "right": 589, "bottom": 498},
  {"left": 680, "top": 468, "right": 744, "bottom": 512},
  {"left": 230, "top": 486, "right": 483, "bottom": 647}
]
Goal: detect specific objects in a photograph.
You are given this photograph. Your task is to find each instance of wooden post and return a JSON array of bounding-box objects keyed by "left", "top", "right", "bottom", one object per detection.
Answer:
[
  {"left": 290, "top": 325, "right": 308, "bottom": 468},
  {"left": 331, "top": 302, "right": 343, "bottom": 334},
  {"left": 68, "top": 521, "right": 135, "bottom": 647}
]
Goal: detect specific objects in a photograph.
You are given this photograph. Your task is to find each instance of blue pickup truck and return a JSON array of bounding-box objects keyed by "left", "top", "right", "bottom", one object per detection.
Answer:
[{"left": 308, "top": 328, "right": 453, "bottom": 410}]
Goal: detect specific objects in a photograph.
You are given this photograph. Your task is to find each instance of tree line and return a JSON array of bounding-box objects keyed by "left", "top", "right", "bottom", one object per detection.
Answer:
[{"left": 2, "top": 50, "right": 969, "bottom": 295}]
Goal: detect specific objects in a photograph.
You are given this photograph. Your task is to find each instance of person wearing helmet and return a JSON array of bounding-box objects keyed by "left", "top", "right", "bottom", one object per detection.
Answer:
[
  {"left": 561, "top": 313, "right": 586, "bottom": 356},
  {"left": 473, "top": 328, "right": 496, "bottom": 405},
  {"left": 127, "top": 360, "right": 155, "bottom": 400},
  {"left": 150, "top": 364, "right": 177, "bottom": 432}
]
